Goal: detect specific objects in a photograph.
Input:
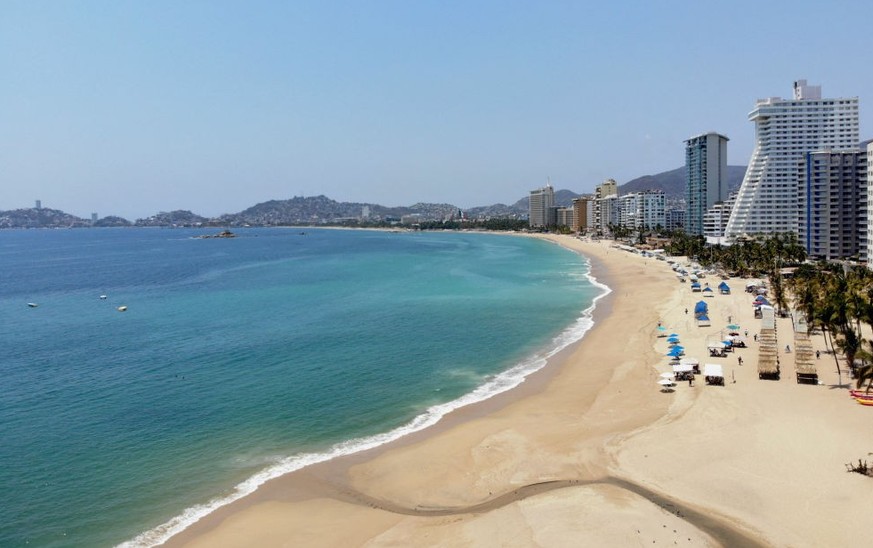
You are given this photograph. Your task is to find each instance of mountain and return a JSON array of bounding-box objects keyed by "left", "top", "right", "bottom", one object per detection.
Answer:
[
  {"left": 619, "top": 165, "right": 746, "bottom": 199},
  {"left": 135, "top": 210, "right": 210, "bottom": 227},
  {"left": 0, "top": 207, "right": 91, "bottom": 229},
  {"left": 214, "top": 196, "right": 464, "bottom": 226}
]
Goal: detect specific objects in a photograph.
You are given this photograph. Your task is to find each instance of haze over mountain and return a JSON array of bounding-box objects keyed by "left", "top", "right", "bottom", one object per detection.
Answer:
[{"left": 0, "top": 165, "right": 747, "bottom": 228}]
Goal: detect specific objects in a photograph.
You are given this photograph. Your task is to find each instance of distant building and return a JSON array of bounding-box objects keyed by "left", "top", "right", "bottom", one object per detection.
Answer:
[
  {"left": 618, "top": 191, "right": 666, "bottom": 230},
  {"left": 400, "top": 213, "right": 422, "bottom": 225},
  {"left": 572, "top": 196, "right": 593, "bottom": 233},
  {"left": 529, "top": 184, "right": 555, "bottom": 228},
  {"left": 556, "top": 207, "right": 575, "bottom": 228},
  {"left": 594, "top": 179, "right": 618, "bottom": 233},
  {"left": 35, "top": 200, "right": 41, "bottom": 210},
  {"left": 665, "top": 208, "right": 685, "bottom": 232},
  {"left": 91, "top": 213, "right": 98, "bottom": 224},
  {"left": 726, "top": 80, "right": 860, "bottom": 239},
  {"left": 361, "top": 205, "right": 370, "bottom": 219},
  {"left": 798, "top": 149, "right": 867, "bottom": 261},
  {"left": 685, "top": 132, "right": 729, "bottom": 236},
  {"left": 703, "top": 192, "right": 737, "bottom": 244},
  {"left": 599, "top": 195, "right": 619, "bottom": 234},
  {"left": 868, "top": 141, "right": 873, "bottom": 269}
]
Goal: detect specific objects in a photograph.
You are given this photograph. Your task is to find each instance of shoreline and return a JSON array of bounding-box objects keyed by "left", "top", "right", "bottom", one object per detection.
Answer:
[
  {"left": 130, "top": 231, "right": 609, "bottom": 547},
  {"left": 160, "top": 234, "right": 715, "bottom": 547},
  {"left": 160, "top": 234, "right": 873, "bottom": 547}
]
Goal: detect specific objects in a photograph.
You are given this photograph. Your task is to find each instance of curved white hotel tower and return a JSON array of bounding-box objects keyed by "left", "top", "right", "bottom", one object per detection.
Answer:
[{"left": 725, "top": 80, "right": 859, "bottom": 239}]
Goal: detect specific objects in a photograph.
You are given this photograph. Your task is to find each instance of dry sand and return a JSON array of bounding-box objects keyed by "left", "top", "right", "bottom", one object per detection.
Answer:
[{"left": 163, "top": 234, "right": 873, "bottom": 547}]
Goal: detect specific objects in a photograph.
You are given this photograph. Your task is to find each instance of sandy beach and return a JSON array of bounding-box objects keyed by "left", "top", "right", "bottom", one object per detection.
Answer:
[{"left": 163, "top": 234, "right": 873, "bottom": 547}]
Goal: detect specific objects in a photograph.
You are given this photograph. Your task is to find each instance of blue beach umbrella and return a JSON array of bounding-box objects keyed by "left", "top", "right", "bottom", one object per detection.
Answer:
[
  {"left": 667, "top": 336, "right": 680, "bottom": 343},
  {"left": 657, "top": 325, "right": 667, "bottom": 332},
  {"left": 727, "top": 324, "right": 740, "bottom": 331},
  {"left": 669, "top": 333, "right": 679, "bottom": 338}
]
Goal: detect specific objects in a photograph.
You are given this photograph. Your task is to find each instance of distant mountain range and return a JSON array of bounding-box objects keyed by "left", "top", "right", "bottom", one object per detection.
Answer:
[{"left": 0, "top": 165, "right": 747, "bottom": 229}]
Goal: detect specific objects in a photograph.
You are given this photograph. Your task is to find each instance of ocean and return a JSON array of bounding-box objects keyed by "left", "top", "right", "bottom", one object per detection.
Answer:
[{"left": 0, "top": 228, "right": 605, "bottom": 547}]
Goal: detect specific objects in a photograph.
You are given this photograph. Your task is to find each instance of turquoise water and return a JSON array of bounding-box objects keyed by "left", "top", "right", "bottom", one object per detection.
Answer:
[{"left": 0, "top": 228, "right": 603, "bottom": 547}]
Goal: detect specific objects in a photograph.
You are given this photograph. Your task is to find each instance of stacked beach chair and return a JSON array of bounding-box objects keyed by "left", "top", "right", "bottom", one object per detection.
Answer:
[
  {"left": 757, "top": 328, "right": 780, "bottom": 380},
  {"left": 794, "top": 333, "right": 817, "bottom": 384}
]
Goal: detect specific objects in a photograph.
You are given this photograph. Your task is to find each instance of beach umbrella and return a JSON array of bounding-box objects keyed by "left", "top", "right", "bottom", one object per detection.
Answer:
[
  {"left": 667, "top": 336, "right": 680, "bottom": 343},
  {"left": 658, "top": 379, "right": 675, "bottom": 386},
  {"left": 657, "top": 325, "right": 667, "bottom": 332},
  {"left": 660, "top": 372, "right": 675, "bottom": 379},
  {"left": 727, "top": 324, "right": 740, "bottom": 331},
  {"left": 669, "top": 333, "right": 679, "bottom": 338}
]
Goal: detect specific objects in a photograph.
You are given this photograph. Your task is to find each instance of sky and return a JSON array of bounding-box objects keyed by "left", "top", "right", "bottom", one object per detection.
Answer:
[{"left": 2, "top": 1, "right": 872, "bottom": 220}]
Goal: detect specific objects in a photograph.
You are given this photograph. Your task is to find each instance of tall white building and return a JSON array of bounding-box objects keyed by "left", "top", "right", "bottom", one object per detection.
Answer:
[
  {"left": 685, "top": 132, "right": 729, "bottom": 236},
  {"left": 703, "top": 192, "right": 738, "bottom": 243},
  {"left": 529, "top": 184, "right": 555, "bottom": 228},
  {"left": 617, "top": 191, "right": 666, "bottom": 230},
  {"left": 725, "top": 80, "right": 859, "bottom": 239}
]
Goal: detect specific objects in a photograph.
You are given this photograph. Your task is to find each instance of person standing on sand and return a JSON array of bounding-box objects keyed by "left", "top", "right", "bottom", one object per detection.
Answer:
[{"left": 738, "top": 356, "right": 743, "bottom": 366}]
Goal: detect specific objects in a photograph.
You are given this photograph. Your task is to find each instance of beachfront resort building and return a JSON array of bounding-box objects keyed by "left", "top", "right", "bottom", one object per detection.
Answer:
[
  {"left": 572, "top": 196, "right": 594, "bottom": 233},
  {"left": 556, "top": 207, "right": 575, "bottom": 229},
  {"left": 529, "top": 184, "right": 555, "bottom": 228},
  {"left": 594, "top": 179, "right": 618, "bottom": 234},
  {"left": 703, "top": 192, "right": 738, "bottom": 244},
  {"left": 685, "top": 132, "right": 729, "bottom": 236},
  {"left": 868, "top": 141, "right": 873, "bottom": 269},
  {"left": 798, "top": 149, "right": 868, "bottom": 261},
  {"left": 725, "top": 80, "right": 859, "bottom": 240},
  {"left": 666, "top": 208, "right": 685, "bottom": 231},
  {"left": 618, "top": 191, "right": 666, "bottom": 230}
]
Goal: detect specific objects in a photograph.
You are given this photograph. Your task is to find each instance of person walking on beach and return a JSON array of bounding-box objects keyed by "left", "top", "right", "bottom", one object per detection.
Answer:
[
  {"left": 685, "top": 308, "right": 688, "bottom": 315},
  {"left": 816, "top": 350, "right": 820, "bottom": 359},
  {"left": 738, "top": 356, "right": 743, "bottom": 366}
]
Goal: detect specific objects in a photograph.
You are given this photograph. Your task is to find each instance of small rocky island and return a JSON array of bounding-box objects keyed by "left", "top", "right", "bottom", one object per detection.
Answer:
[{"left": 198, "top": 230, "right": 236, "bottom": 239}]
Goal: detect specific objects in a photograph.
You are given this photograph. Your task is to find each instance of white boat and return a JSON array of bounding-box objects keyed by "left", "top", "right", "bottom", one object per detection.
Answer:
[
  {"left": 117, "top": 306, "right": 128, "bottom": 312},
  {"left": 27, "top": 302, "right": 38, "bottom": 308}
]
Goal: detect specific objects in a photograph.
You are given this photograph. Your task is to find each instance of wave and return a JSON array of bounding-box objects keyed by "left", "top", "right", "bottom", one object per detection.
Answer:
[{"left": 120, "top": 258, "right": 611, "bottom": 548}]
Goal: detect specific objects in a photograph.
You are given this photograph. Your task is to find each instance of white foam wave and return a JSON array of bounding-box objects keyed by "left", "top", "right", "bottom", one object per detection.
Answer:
[{"left": 121, "top": 260, "right": 611, "bottom": 548}]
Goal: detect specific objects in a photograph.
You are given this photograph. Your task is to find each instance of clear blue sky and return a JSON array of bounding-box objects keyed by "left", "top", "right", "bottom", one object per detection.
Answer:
[{"left": 2, "top": 1, "right": 870, "bottom": 220}]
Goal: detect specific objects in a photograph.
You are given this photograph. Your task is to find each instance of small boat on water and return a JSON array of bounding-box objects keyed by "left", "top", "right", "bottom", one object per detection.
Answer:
[
  {"left": 27, "top": 302, "right": 38, "bottom": 308},
  {"left": 117, "top": 305, "right": 128, "bottom": 312},
  {"left": 100, "top": 295, "right": 107, "bottom": 300}
]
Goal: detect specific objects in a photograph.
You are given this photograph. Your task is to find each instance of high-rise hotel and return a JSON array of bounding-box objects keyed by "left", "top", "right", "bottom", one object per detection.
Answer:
[
  {"left": 725, "top": 80, "right": 859, "bottom": 239},
  {"left": 685, "top": 132, "right": 729, "bottom": 236},
  {"left": 529, "top": 184, "right": 555, "bottom": 228}
]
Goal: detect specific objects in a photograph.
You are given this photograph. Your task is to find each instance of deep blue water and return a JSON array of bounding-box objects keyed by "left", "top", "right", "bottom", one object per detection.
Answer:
[{"left": 0, "top": 228, "right": 601, "bottom": 547}]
